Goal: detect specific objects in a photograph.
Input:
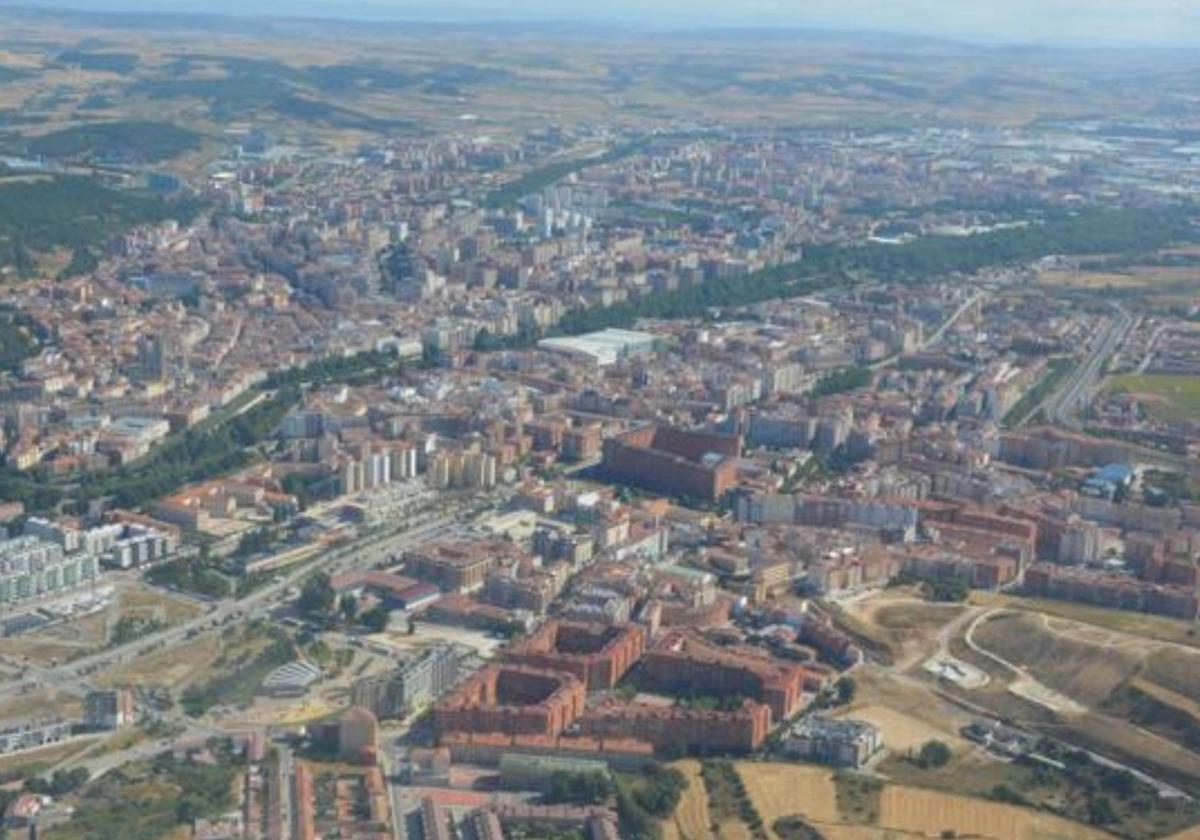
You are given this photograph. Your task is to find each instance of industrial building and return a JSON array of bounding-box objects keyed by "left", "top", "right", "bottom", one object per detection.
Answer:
[
  {"left": 537, "top": 329, "right": 657, "bottom": 367},
  {"left": 601, "top": 425, "right": 741, "bottom": 502}
]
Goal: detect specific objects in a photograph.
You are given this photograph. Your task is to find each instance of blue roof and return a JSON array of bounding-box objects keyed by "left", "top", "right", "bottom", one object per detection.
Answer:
[{"left": 1094, "top": 463, "right": 1133, "bottom": 483}]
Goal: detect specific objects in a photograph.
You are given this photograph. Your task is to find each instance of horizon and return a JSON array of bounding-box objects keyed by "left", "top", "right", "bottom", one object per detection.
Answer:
[{"left": 3, "top": 0, "right": 1200, "bottom": 48}]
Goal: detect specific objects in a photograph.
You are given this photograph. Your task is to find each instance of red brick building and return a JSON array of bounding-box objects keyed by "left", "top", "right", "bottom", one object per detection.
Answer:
[
  {"left": 578, "top": 699, "right": 771, "bottom": 753},
  {"left": 637, "top": 630, "right": 806, "bottom": 722},
  {"left": 433, "top": 665, "right": 586, "bottom": 740},
  {"left": 504, "top": 621, "right": 646, "bottom": 691},
  {"left": 601, "top": 425, "right": 741, "bottom": 502}
]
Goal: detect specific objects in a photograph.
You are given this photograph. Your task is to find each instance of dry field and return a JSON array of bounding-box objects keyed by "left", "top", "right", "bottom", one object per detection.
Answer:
[
  {"left": 0, "top": 582, "right": 206, "bottom": 667},
  {"left": 842, "top": 664, "right": 977, "bottom": 744},
  {"left": 968, "top": 591, "right": 1200, "bottom": 650},
  {"left": 724, "top": 761, "right": 1115, "bottom": 840},
  {"left": 668, "top": 760, "right": 713, "bottom": 840},
  {"left": 0, "top": 735, "right": 96, "bottom": 776},
  {"left": 94, "top": 633, "right": 221, "bottom": 691},
  {"left": 833, "top": 703, "right": 964, "bottom": 753},
  {"left": 839, "top": 592, "right": 966, "bottom": 666},
  {"left": 1038, "top": 266, "right": 1200, "bottom": 291},
  {"left": 970, "top": 611, "right": 1140, "bottom": 707},
  {"left": 878, "top": 786, "right": 1111, "bottom": 840},
  {"left": 0, "top": 687, "right": 82, "bottom": 723},
  {"left": 716, "top": 821, "right": 754, "bottom": 840},
  {"left": 737, "top": 762, "right": 842, "bottom": 832}
]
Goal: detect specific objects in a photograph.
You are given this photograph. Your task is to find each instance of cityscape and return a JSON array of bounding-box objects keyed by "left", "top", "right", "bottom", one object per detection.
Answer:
[{"left": 1, "top": 3, "right": 1200, "bottom": 839}]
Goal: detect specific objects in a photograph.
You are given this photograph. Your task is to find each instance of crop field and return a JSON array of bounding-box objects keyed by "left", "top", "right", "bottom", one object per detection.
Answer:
[{"left": 1106, "top": 374, "right": 1200, "bottom": 423}]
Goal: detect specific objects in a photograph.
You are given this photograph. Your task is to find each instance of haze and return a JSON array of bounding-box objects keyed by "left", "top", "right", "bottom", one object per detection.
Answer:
[{"left": 7, "top": 0, "right": 1200, "bottom": 46}]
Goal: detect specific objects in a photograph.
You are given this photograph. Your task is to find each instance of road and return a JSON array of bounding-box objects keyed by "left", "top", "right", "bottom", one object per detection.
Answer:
[
  {"left": 870, "top": 289, "right": 986, "bottom": 370},
  {"left": 278, "top": 744, "right": 296, "bottom": 840},
  {"left": 1, "top": 507, "right": 464, "bottom": 704},
  {"left": 1038, "top": 302, "right": 1134, "bottom": 428},
  {"left": 923, "top": 290, "right": 986, "bottom": 351}
]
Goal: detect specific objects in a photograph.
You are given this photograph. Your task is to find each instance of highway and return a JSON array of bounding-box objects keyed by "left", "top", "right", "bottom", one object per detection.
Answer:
[{"left": 1037, "top": 302, "right": 1134, "bottom": 428}]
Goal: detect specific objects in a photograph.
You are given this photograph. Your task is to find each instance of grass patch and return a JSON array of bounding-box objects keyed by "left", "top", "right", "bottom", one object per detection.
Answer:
[{"left": 1107, "top": 373, "right": 1200, "bottom": 424}]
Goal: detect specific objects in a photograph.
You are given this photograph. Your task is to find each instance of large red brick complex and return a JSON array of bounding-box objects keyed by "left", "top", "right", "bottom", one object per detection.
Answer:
[
  {"left": 434, "top": 620, "right": 808, "bottom": 757},
  {"left": 601, "top": 425, "right": 741, "bottom": 502},
  {"left": 503, "top": 620, "right": 645, "bottom": 690},
  {"left": 637, "top": 630, "right": 805, "bottom": 722},
  {"left": 433, "top": 665, "right": 586, "bottom": 739},
  {"left": 578, "top": 699, "right": 771, "bottom": 753}
]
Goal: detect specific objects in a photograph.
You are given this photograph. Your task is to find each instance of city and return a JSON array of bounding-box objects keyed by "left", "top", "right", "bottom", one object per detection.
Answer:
[{"left": 1, "top": 3, "right": 1200, "bottom": 839}]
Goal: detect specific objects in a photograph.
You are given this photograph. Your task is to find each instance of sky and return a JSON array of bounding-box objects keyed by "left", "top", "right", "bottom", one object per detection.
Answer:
[{"left": 10, "top": 0, "right": 1200, "bottom": 47}]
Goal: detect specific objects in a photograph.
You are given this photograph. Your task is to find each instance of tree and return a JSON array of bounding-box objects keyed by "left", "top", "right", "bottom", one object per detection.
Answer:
[
  {"left": 835, "top": 676, "right": 857, "bottom": 706},
  {"left": 339, "top": 593, "right": 359, "bottom": 624},
  {"left": 546, "top": 771, "right": 613, "bottom": 805},
  {"left": 915, "top": 740, "right": 952, "bottom": 769},
  {"left": 361, "top": 605, "right": 390, "bottom": 633},
  {"left": 298, "top": 572, "right": 336, "bottom": 622},
  {"left": 1087, "top": 795, "right": 1117, "bottom": 825}
]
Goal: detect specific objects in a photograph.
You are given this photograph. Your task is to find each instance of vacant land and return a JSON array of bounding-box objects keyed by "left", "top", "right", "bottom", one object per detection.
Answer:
[
  {"left": 1106, "top": 374, "right": 1200, "bottom": 423},
  {"left": 836, "top": 592, "right": 967, "bottom": 667},
  {"left": 971, "top": 611, "right": 1141, "bottom": 707},
  {"left": 94, "top": 633, "right": 220, "bottom": 691},
  {"left": 944, "top": 603, "right": 1200, "bottom": 798},
  {"left": 0, "top": 583, "right": 206, "bottom": 667},
  {"left": 969, "top": 591, "right": 1200, "bottom": 650},
  {"left": 833, "top": 703, "right": 961, "bottom": 753}
]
